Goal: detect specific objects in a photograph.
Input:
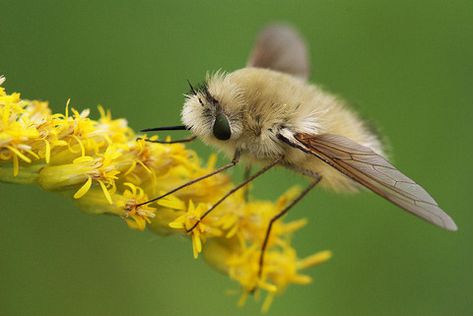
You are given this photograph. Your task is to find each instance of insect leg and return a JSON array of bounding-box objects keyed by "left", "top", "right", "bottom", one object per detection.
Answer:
[
  {"left": 185, "top": 158, "right": 282, "bottom": 233},
  {"left": 135, "top": 150, "right": 241, "bottom": 207},
  {"left": 258, "top": 174, "right": 322, "bottom": 279},
  {"left": 243, "top": 164, "right": 252, "bottom": 202},
  {"left": 137, "top": 135, "right": 197, "bottom": 144}
]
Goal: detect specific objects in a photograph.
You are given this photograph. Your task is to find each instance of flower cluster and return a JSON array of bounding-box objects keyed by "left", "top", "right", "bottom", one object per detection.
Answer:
[{"left": 0, "top": 76, "right": 331, "bottom": 312}]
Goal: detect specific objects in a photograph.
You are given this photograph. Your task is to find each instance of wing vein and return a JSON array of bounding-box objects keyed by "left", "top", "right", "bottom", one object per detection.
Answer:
[{"left": 288, "top": 132, "right": 457, "bottom": 231}]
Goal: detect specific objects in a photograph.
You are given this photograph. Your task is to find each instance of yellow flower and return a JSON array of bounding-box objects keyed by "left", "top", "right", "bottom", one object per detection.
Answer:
[
  {"left": 0, "top": 81, "right": 331, "bottom": 311},
  {"left": 38, "top": 144, "right": 123, "bottom": 204},
  {"left": 120, "top": 183, "right": 157, "bottom": 231},
  {"left": 227, "top": 241, "right": 332, "bottom": 313},
  {"left": 169, "top": 200, "right": 223, "bottom": 258},
  {"left": 0, "top": 90, "right": 42, "bottom": 175},
  {"left": 94, "top": 105, "right": 133, "bottom": 145}
]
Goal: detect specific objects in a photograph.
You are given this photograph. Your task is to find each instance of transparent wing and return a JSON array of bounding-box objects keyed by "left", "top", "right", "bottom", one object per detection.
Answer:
[
  {"left": 247, "top": 24, "right": 310, "bottom": 80},
  {"left": 284, "top": 132, "right": 457, "bottom": 231}
]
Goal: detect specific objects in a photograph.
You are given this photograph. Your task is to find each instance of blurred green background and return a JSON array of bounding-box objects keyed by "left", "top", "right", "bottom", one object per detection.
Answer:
[{"left": 1, "top": 1, "right": 472, "bottom": 315}]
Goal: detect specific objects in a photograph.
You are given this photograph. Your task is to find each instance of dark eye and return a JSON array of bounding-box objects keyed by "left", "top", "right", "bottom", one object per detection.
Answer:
[{"left": 212, "top": 112, "right": 231, "bottom": 140}]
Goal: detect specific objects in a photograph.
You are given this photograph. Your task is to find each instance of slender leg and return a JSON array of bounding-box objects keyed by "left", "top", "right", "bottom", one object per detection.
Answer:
[
  {"left": 137, "top": 136, "right": 197, "bottom": 144},
  {"left": 185, "top": 158, "right": 282, "bottom": 233},
  {"left": 258, "top": 175, "right": 322, "bottom": 279},
  {"left": 135, "top": 150, "right": 241, "bottom": 207},
  {"left": 243, "top": 164, "right": 252, "bottom": 202}
]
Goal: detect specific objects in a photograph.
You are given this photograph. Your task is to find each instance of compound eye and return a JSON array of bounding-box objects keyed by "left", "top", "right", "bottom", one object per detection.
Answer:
[{"left": 212, "top": 112, "right": 231, "bottom": 140}]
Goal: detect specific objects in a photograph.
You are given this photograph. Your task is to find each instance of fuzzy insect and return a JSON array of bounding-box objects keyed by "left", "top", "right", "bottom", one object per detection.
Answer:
[{"left": 141, "top": 24, "right": 457, "bottom": 278}]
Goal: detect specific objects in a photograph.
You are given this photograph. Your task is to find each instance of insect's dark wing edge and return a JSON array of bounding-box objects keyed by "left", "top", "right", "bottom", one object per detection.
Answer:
[
  {"left": 279, "top": 132, "right": 457, "bottom": 231},
  {"left": 247, "top": 24, "right": 310, "bottom": 80}
]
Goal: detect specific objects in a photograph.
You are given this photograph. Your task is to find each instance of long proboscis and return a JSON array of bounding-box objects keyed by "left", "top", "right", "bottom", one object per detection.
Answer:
[{"left": 140, "top": 125, "right": 189, "bottom": 132}]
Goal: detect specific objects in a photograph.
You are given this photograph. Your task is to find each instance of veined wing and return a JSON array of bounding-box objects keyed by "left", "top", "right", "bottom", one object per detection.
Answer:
[
  {"left": 247, "top": 24, "right": 310, "bottom": 80},
  {"left": 280, "top": 132, "right": 457, "bottom": 231}
]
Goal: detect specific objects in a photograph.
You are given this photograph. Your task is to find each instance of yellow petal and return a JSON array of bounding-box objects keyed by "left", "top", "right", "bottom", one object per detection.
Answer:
[
  {"left": 136, "top": 160, "right": 152, "bottom": 174},
  {"left": 258, "top": 280, "right": 277, "bottom": 293},
  {"left": 126, "top": 217, "right": 145, "bottom": 231},
  {"left": 54, "top": 140, "right": 68, "bottom": 147},
  {"left": 7, "top": 146, "right": 31, "bottom": 163},
  {"left": 98, "top": 179, "right": 113, "bottom": 204},
  {"left": 44, "top": 139, "right": 51, "bottom": 163},
  {"left": 281, "top": 218, "right": 308, "bottom": 234},
  {"left": 125, "top": 219, "right": 138, "bottom": 230},
  {"left": 157, "top": 195, "right": 186, "bottom": 210},
  {"left": 261, "top": 293, "right": 275, "bottom": 314},
  {"left": 297, "top": 250, "right": 332, "bottom": 269},
  {"left": 188, "top": 200, "right": 195, "bottom": 212},
  {"left": 74, "top": 177, "right": 92, "bottom": 199},
  {"left": 73, "top": 156, "right": 94, "bottom": 164},
  {"left": 225, "top": 224, "right": 239, "bottom": 238},
  {"left": 124, "top": 160, "right": 137, "bottom": 176},
  {"left": 192, "top": 230, "right": 202, "bottom": 259},
  {"left": 123, "top": 182, "right": 137, "bottom": 195},
  {"left": 238, "top": 291, "right": 249, "bottom": 307},
  {"left": 65, "top": 98, "right": 70, "bottom": 118},
  {"left": 25, "top": 149, "right": 40, "bottom": 160},
  {"left": 72, "top": 135, "right": 85, "bottom": 157},
  {"left": 169, "top": 220, "right": 184, "bottom": 229},
  {"left": 98, "top": 105, "right": 106, "bottom": 118},
  {"left": 291, "top": 274, "right": 312, "bottom": 285}
]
